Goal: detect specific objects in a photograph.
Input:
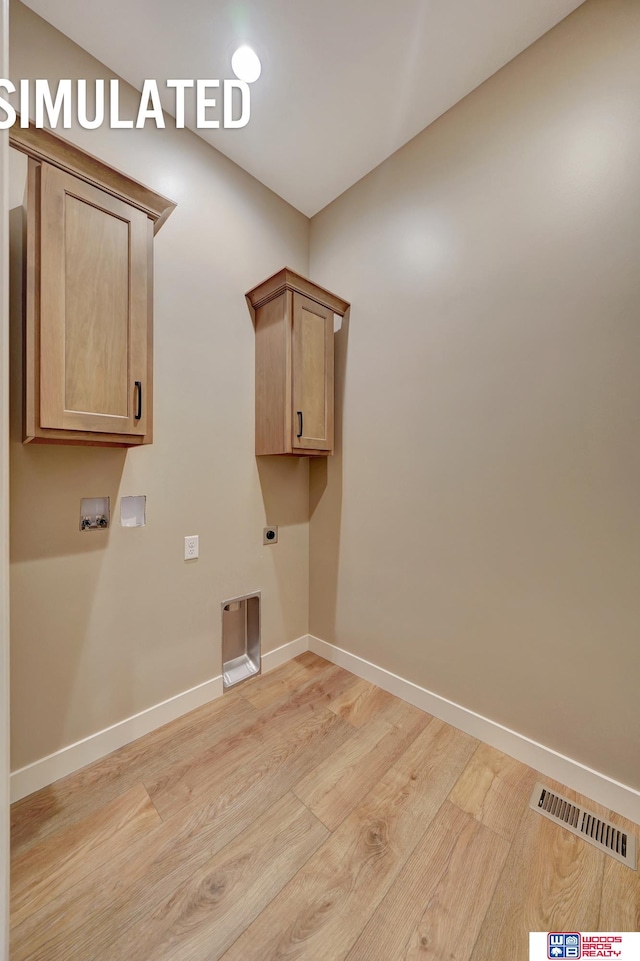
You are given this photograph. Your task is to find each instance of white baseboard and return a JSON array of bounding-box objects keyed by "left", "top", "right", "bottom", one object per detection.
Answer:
[
  {"left": 261, "top": 634, "right": 310, "bottom": 674},
  {"left": 309, "top": 636, "right": 640, "bottom": 824},
  {"left": 10, "top": 634, "right": 311, "bottom": 803},
  {"left": 10, "top": 675, "right": 224, "bottom": 803},
  {"left": 12, "top": 632, "right": 639, "bottom": 824}
]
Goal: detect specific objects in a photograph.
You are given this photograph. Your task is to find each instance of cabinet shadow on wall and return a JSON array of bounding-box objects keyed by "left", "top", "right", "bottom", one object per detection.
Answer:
[
  {"left": 9, "top": 204, "right": 127, "bottom": 564},
  {"left": 256, "top": 456, "right": 310, "bottom": 528},
  {"left": 309, "top": 308, "right": 350, "bottom": 639}
]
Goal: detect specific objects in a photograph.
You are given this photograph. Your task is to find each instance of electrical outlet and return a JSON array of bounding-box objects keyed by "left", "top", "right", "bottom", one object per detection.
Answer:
[
  {"left": 184, "top": 535, "right": 199, "bottom": 560},
  {"left": 263, "top": 526, "right": 278, "bottom": 545}
]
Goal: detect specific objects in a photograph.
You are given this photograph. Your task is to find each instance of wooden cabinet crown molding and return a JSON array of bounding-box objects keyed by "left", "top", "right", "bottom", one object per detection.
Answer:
[
  {"left": 246, "top": 267, "right": 350, "bottom": 318},
  {"left": 10, "top": 119, "right": 176, "bottom": 233}
]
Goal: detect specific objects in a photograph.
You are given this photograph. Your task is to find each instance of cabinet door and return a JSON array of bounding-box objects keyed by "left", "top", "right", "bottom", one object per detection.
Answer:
[
  {"left": 291, "top": 293, "right": 333, "bottom": 452},
  {"left": 39, "top": 163, "right": 150, "bottom": 436}
]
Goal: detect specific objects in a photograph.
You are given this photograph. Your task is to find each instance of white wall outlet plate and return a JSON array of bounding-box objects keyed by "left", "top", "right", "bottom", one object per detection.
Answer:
[
  {"left": 263, "top": 526, "right": 278, "bottom": 545},
  {"left": 184, "top": 535, "right": 199, "bottom": 560}
]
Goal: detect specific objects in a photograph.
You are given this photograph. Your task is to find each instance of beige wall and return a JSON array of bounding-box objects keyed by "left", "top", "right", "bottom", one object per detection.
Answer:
[
  {"left": 9, "top": 2, "right": 310, "bottom": 770},
  {"left": 309, "top": 0, "right": 640, "bottom": 791}
]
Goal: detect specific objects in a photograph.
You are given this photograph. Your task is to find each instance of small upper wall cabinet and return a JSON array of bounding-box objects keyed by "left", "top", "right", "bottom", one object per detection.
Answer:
[
  {"left": 246, "top": 268, "right": 349, "bottom": 457},
  {"left": 11, "top": 124, "right": 176, "bottom": 447}
]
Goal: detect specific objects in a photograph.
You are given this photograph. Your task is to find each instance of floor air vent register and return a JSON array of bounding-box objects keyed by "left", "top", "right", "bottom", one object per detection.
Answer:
[{"left": 529, "top": 783, "right": 637, "bottom": 870}]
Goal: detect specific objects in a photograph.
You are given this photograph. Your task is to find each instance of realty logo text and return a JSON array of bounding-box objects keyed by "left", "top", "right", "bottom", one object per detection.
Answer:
[
  {"left": 548, "top": 934, "right": 624, "bottom": 959},
  {"left": 0, "top": 78, "right": 251, "bottom": 130}
]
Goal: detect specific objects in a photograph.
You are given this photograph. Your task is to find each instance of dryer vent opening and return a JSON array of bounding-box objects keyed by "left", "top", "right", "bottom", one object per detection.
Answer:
[{"left": 222, "top": 593, "right": 261, "bottom": 690}]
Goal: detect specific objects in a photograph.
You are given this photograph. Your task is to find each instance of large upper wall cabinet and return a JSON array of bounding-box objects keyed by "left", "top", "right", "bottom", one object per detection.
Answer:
[
  {"left": 11, "top": 124, "right": 176, "bottom": 447},
  {"left": 247, "top": 268, "right": 349, "bottom": 456}
]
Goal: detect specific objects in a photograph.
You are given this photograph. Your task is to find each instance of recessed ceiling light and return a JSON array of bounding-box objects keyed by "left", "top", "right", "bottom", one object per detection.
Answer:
[{"left": 231, "top": 46, "right": 262, "bottom": 84}]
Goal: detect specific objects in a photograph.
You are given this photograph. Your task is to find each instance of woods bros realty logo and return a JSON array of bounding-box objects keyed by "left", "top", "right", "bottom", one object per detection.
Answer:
[
  {"left": 0, "top": 44, "right": 262, "bottom": 130},
  {"left": 530, "top": 933, "right": 640, "bottom": 960}
]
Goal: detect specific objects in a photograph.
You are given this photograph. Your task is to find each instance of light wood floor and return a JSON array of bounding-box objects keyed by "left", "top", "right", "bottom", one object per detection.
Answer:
[{"left": 10, "top": 653, "right": 639, "bottom": 960}]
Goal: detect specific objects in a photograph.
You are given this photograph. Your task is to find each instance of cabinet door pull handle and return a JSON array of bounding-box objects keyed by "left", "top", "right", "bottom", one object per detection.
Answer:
[
  {"left": 135, "top": 381, "right": 143, "bottom": 421},
  {"left": 297, "top": 411, "right": 303, "bottom": 438}
]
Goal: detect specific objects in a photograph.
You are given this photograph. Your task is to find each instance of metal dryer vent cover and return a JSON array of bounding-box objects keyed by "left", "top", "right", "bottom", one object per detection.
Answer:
[{"left": 529, "top": 782, "right": 637, "bottom": 870}]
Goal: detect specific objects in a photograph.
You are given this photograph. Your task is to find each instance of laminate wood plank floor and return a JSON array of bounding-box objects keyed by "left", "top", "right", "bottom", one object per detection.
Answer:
[{"left": 10, "top": 652, "right": 640, "bottom": 961}]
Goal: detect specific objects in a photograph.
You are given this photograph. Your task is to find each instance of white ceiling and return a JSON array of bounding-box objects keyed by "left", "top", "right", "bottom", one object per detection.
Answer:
[{"left": 21, "top": 0, "right": 585, "bottom": 216}]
